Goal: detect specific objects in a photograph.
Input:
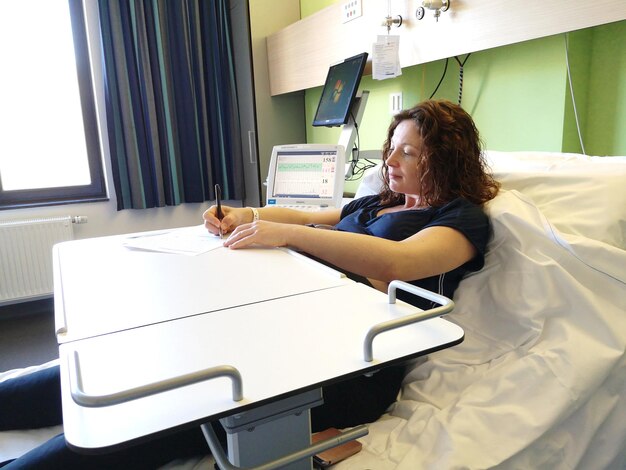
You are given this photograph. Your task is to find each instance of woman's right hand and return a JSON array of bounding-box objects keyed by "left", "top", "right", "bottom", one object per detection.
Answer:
[{"left": 202, "top": 206, "right": 254, "bottom": 237}]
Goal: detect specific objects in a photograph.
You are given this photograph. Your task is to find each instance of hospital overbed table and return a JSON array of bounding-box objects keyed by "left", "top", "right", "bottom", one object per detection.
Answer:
[{"left": 56, "top": 231, "right": 463, "bottom": 469}]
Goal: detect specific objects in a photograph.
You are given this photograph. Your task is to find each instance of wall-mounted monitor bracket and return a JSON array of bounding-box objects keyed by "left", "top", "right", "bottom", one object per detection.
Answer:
[{"left": 339, "top": 90, "right": 369, "bottom": 178}]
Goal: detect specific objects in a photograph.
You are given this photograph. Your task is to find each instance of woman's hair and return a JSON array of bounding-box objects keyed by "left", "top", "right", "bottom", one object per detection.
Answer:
[{"left": 379, "top": 99, "right": 500, "bottom": 206}]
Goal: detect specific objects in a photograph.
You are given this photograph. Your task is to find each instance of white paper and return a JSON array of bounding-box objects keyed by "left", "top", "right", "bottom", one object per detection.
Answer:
[
  {"left": 123, "top": 225, "right": 224, "bottom": 256},
  {"left": 372, "top": 35, "right": 402, "bottom": 80}
]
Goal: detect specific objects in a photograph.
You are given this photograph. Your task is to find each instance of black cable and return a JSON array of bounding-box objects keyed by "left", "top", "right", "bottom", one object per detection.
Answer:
[
  {"left": 453, "top": 54, "right": 471, "bottom": 105},
  {"left": 347, "top": 155, "right": 378, "bottom": 181},
  {"left": 429, "top": 58, "right": 449, "bottom": 99},
  {"left": 345, "top": 110, "right": 377, "bottom": 181},
  {"left": 350, "top": 109, "right": 360, "bottom": 166}
]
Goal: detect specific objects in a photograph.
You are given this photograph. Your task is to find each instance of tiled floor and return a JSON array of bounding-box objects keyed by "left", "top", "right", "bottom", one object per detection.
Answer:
[{"left": 0, "top": 299, "right": 58, "bottom": 371}]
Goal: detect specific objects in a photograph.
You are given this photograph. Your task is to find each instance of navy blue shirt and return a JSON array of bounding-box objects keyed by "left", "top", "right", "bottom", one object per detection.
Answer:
[{"left": 336, "top": 195, "right": 491, "bottom": 310}]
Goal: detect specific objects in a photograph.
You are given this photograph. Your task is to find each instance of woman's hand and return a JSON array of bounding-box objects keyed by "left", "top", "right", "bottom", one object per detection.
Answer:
[
  {"left": 223, "top": 220, "right": 295, "bottom": 249},
  {"left": 203, "top": 206, "right": 253, "bottom": 237}
]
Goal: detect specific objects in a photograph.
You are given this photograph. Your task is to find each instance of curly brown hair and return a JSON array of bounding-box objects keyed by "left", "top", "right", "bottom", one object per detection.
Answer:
[{"left": 379, "top": 100, "right": 500, "bottom": 207}]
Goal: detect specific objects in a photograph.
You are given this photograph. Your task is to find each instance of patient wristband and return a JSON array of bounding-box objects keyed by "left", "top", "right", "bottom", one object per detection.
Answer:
[{"left": 250, "top": 207, "right": 259, "bottom": 222}]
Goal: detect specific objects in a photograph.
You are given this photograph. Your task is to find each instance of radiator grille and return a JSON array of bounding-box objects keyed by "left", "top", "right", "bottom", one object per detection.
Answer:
[{"left": 0, "top": 216, "right": 75, "bottom": 305}]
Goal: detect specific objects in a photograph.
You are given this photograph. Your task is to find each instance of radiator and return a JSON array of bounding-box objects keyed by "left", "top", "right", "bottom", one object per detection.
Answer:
[{"left": 0, "top": 216, "right": 86, "bottom": 305}]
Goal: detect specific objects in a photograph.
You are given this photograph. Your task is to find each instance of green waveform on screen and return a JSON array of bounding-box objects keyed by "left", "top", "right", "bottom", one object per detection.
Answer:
[{"left": 277, "top": 162, "right": 323, "bottom": 172}]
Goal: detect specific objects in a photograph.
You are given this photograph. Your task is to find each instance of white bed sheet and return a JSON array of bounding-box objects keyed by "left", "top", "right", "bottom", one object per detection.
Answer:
[{"left": 335, "top": 189, "right": 626, "bottom": 469}]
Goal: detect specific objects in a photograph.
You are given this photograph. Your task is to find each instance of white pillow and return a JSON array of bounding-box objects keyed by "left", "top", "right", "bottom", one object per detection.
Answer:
[
  {"left": 354, "top": 164, "right": 383, "bottom": 199},
  {"left": 486, "top": 151, "right": 626, "bottom": 249}
]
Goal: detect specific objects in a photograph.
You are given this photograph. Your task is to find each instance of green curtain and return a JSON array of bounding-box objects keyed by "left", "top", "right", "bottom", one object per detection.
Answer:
[{"left": 99, "top": 0, "right": 244, "bottom": 210}]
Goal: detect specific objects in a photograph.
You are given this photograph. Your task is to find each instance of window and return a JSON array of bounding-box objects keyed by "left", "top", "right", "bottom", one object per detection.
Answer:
[{"left": 0, "top": 0, "right": 106, "bottom": 210}]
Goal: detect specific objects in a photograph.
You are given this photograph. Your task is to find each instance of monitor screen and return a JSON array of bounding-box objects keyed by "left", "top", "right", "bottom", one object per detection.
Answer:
[
  {"left": 270, "top": 148, "right": 341, "bottom": 200},
  {"left": 312, "top": 52, "right": 368, "bottom": 127}
]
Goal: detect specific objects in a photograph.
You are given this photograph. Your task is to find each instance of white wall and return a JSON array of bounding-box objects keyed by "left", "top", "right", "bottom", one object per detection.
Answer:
[{"left": 249, "top": 0, "right": 306, "bottom": 201}]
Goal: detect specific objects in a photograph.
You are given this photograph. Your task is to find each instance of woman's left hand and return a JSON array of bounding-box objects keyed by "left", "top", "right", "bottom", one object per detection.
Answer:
[{"left": 223, "top": 220, "right": 295, "bottom": 249}]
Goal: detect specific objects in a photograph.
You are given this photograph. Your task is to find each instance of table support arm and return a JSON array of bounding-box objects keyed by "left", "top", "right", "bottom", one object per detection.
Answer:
[
  {"left": 68, "top": 350, "right": 243, "bottom": 407},
  {"left": 201, "top": 422, "right": 368, "bottom": 470},
  {"left": 363, "top": 280, "right": 455, "bottom": 362}
]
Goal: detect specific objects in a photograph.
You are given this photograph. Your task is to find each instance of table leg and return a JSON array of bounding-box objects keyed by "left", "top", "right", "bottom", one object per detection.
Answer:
[{"left": 202, "top": 388, "right": 368, "bottom": 470}]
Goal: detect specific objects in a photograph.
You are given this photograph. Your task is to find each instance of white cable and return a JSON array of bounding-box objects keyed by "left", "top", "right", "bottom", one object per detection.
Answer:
[{"left": 564, "top": 33, "right": 587, "bottom": 155}]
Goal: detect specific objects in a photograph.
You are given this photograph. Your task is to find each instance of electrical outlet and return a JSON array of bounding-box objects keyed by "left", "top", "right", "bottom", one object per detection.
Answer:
[
  {"left": 341, "top": 0, "right": 362, "bottom": 24},
  {"left": 390, "top": 93, "right": 403, "bottom": 115}
]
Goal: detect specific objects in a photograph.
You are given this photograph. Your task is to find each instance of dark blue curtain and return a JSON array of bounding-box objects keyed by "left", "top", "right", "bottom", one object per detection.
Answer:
[{"left": 99, "top": 0, "right": 244, "bottom": 210}]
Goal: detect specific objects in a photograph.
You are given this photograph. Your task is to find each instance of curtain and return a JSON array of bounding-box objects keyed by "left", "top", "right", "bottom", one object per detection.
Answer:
[{"left": 98, "top": 0, "right": 244, "bottom": 210}]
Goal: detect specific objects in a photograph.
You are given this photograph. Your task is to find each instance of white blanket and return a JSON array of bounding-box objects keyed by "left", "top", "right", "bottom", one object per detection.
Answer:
[{"left": 335, "top": 189, "right": 626, "bottom": 469}]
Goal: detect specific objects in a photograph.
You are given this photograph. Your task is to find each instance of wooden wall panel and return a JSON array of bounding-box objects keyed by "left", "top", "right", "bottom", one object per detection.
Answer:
[{"left": 267, "top": 0, "right": 626, "bottom": 96}]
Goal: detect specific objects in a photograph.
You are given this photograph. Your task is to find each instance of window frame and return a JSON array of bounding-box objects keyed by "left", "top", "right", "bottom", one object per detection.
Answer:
[{"left": 0, "top": 0, "right": 107, "bottom": 210}]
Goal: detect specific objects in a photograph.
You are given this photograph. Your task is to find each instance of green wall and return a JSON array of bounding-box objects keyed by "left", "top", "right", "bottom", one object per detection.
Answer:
[
  {"left": 465, "top": 35, "right": 568, "bottom": 152},
  {"left": 300, "top": 2, "right": 626, "bottom": 157},
  {"left": 562, "top": 29, "right": 592, "bottom": 154},
  {"left": 300, "top": 0, "right": 335, "bottom": 18},
  {"left": 585, "top": 21, "right": 626, "bottom": 155}
]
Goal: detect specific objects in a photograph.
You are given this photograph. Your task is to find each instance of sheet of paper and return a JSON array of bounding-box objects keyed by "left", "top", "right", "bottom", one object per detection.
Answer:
[
  {"left": 372, "top": 35, "right": 402, "bottom": 80},
  {"left": 123, "top": 225, "right": 224, "bottom": 255}
]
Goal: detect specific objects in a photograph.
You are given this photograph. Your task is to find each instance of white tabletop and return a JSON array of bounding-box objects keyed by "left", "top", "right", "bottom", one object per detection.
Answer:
[
  {"left": 54, "top": 228, "right": 347, "bottom": 343},
  {"left": 54, "top": 226, "right": 463, "bottom": 452},
  {"left": 59, "top": 282, "right": 463, "bottom": 451}
]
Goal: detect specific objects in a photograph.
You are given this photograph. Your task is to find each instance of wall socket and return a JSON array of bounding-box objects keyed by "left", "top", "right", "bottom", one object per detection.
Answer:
[
  {"left": 341, "top": 0, "right": 363, "bottom": 24},
  {"left": 390, "top": 92, "right": 403, "bottom": 115}
]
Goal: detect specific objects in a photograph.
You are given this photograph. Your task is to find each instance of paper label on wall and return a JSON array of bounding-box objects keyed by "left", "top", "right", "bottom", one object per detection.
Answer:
[{"left": 372, "top": 35, "right": 402, "bottom": 80}]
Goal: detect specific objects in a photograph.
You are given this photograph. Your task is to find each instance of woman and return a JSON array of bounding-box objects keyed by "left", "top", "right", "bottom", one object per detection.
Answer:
[
  {"left": 203, "top": 99, "right": 499, "bottom": 432},
  {"left": 204, "top": 100, "right": 499, "bottom": 309},
  {"left": 1, "top": 100, "right": 499, "bottom": 468}
]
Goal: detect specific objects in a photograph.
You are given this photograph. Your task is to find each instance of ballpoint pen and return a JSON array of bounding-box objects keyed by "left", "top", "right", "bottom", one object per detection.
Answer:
[{"left": 215, "top": 183, "right": 223, "bottom": 239}]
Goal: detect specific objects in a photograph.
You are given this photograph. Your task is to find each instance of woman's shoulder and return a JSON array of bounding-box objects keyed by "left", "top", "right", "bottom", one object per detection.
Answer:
[
  {"left": 430, "top": 198, "right": 491, "bottom": 270},
  {"left": 435, "top": 197, "right": 487, "bottom": 218},
  {"left": 428, "top": 197, "right": 490, "bottom": 235}
]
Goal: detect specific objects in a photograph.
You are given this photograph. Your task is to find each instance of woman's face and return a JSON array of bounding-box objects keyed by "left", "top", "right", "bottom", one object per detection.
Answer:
[{"left": 385, "top": 119, "right": 423, "bottom": 196}]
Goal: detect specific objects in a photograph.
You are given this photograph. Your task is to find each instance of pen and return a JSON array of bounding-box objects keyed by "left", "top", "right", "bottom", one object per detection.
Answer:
[{"left": 215, "top": 183, "right": 223, "bottom": 239}]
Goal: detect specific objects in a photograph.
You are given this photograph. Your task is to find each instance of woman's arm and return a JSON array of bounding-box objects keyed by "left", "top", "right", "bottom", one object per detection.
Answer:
[
  {"left": 203, "top": 205, "right": 342, "bottom": 236},
  {"left": 224, "top": 221, "right": 477, "bottom": 286}
]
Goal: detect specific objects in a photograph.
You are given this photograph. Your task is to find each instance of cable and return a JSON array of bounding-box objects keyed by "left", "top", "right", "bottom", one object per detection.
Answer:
[
  {"left": 347, "top": 156, "right": 378, "bottom": 181},
  {"left": 458, "top": 65, "right": 464, "bottom": 104},
  {"left": 345, "top": 110, "right": 377, "bottom": 181},
  {"left": 429, "top": 58, "right": 449, "bottom": 99},
  {"left": 564, "top": 33, "right": 587, "bottom": 155},
  {"left": 453, "top": 54, "right": 471, "bottom": 105}
]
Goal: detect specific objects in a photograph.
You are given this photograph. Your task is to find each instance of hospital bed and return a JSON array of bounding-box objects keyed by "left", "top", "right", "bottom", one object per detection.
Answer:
[{"left": 1, "top": 150, "right": 625, "bottom": 469}]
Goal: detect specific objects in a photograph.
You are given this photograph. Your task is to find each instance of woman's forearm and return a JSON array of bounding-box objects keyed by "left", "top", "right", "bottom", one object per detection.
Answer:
[
  {"left": 223, "top": 218, "right": 476, "bottom": 283},
  {"left": 256, "top": 206, "right": 341, "bottom": 226},
  {"left": 284, "top": 224, "right": 476, "bottom": 284},
  {"left": 284, "top": 225, "right": 402, "bottom": 282}
]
